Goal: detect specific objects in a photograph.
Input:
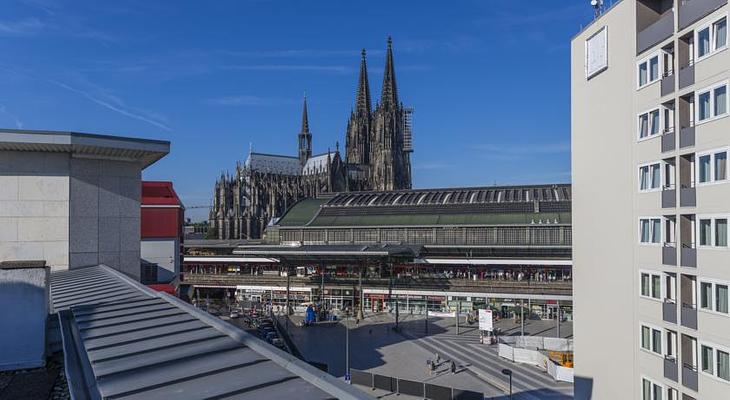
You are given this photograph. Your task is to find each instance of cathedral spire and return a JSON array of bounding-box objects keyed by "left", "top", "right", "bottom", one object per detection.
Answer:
[
  {"left": 298, "top": 94, "right": 312, "bottom": 166},
  {"left": 300, "top": 93, "right": 310, "bottom": 134},
  {"left": 355, "top": 48, "right": 371, "bottom": 116},
  {"left": 380, "top": 36, "right": 398, "bottom": 108}
]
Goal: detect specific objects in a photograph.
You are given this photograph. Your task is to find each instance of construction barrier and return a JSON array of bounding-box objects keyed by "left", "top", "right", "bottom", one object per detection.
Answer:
[
  {"left": 498, "top": 336, "right": 573, "bottom": 352},
  {"left": 350, "top": 369, "right": 483, "bottom": 400},
  {"left": 497, "top": 341, "right": 574, "bottom": 383}
]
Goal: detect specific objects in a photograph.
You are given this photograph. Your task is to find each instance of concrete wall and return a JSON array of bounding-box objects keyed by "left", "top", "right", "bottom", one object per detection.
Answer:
[
  {"left": 141, "top": 238, "right": 178, "bottom": 282},
  {"left": 0, "top": 151, "right": 70, "bottom": 268},
  {"left": 0, "top": 264, "right": 49, "bottom": 371},
  {"left": 0, "top": 150, "right": 142, "bottom": 279},
  {"left": 571, "top": 2, "right": 638, "bottom": 399},
  {"left": 69, "top": 158, "right": 142, "bottom": 279}
]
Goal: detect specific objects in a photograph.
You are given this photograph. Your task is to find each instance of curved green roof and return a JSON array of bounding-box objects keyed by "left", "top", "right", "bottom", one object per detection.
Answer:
[{"left": 277, "top": 198, "right": 328, "bottom": 226}]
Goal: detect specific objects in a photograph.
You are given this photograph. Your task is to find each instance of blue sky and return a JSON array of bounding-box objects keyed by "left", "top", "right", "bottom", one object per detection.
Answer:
[{"left": 0, "top": 0, "right": 595, "bottom": 221}]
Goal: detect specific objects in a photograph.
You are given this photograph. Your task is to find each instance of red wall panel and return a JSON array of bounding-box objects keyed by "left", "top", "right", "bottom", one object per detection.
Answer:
[{"left": 141, "top": 208, "right": 181, "bottom": 238}]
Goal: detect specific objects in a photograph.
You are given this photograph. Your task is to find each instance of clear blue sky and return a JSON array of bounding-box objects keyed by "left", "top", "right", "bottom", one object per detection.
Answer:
[{"left": 0, "top": 0, "right": 595, "bottom": 221}]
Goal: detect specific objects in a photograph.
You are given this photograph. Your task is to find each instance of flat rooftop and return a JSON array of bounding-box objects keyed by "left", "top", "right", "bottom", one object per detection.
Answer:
[{"left": 0, "top": 128, "right": 170, "bottom": 168}]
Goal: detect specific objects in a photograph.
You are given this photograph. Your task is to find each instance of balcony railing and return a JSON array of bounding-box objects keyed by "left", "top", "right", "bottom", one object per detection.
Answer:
[
  {"left": 680, "top": 184, "right": 696, "bottom": 207},
  {"left": 663, "top": 242, "right": 678, "bottom": 265},
  {"left": 682, "top": 362, "right": 699, "bottom": 391},
  {"left": 661, "top": 129, "right": 676, "bottom": 152},
  {"left": 679, "top": 124, "right": 695, "bottom": 148},
  {"left": 679, "top": 62, "right": 695, "bottom": 89},
  {"left": 681, "top": 302, "right": 698, "bottom": 329},
  {"left": 661, "top": 73, "right": 675, "bottom": 96},
  {"left": 664, "top": 355, "right": 679, "bottom": 382},
  {"left": 681, "top": 242, "right": 697, "bottom": 267},
  {"left": 679, "top": 0, "right": 728, "bottom": 30},
  {"left": 663, "top": 299, "right": 678, "bottom": 323},
  {"left": 662, "top": 185, "right": 677, "bottom": 208},
  {"left": 637, "top": 10, "right": 675, "bottom": 54}
]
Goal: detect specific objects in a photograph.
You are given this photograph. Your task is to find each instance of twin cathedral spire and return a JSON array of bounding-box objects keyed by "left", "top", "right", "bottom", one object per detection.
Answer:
[{"left": 297, "top": 37, "right": 412, "bottom": 191}]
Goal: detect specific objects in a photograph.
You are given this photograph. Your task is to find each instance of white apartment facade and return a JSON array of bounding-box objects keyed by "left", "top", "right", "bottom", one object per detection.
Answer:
[{"left": 572, "top": 0, "right": 730, "bottom": 399}]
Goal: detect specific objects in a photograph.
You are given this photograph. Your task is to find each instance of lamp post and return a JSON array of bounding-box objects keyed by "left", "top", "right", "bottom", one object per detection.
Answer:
[
  {"left": 345, "top": 310, "right": 350, "bottom": 383},
  {"left": 501, "top": 368, "right": 513, "bottom": 399}
]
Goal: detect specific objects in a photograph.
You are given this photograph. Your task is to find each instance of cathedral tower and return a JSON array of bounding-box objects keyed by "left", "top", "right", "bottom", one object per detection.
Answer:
[
  {"left": 370, "top": 37, "right": 412, "bottom": 191},
  {"left": 298, "top": 95, "right": 312, "bottom": 166},
  {"left": 345, "top": 49, "right": 372, "bottom": 167}
]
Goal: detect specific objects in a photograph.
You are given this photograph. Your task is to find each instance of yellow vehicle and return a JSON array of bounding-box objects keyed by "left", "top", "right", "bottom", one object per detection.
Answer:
[{"left": 548, "top": 351, "right": 574, "bottom": 368}]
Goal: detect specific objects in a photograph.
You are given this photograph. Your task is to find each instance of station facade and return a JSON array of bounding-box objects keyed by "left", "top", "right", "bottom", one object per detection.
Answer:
[{"left": 182, "top": 184, "right": 573, "bottom": 320}]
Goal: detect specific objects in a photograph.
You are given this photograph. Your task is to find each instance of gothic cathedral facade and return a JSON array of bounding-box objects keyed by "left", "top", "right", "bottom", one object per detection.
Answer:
[{"left": 210, "top": 38, "right": 412, "bottom": 239}]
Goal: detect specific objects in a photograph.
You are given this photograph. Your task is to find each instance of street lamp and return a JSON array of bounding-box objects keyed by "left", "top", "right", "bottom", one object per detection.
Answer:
[
  {"left": 345, "top": 309, "right": 350, "bottom": 383},
  {"left": 501, "top": 368, "right": 513, "bottom": 399}
]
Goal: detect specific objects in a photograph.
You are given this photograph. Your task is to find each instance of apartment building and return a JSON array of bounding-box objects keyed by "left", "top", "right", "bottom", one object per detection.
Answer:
[{"left": 572, "top": 1, "right": 730, "bottom": 399}]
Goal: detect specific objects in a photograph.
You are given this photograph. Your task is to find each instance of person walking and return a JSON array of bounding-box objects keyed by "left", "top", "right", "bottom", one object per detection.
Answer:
[
  {"left": 434, "top": 352, "right": 440, "bottom": 365},
  {"left": 426, "top": 359, "right": 432, "bottom": 376},
  {"left": 450, "top": 360, "right": 456, "bottom": 374}
]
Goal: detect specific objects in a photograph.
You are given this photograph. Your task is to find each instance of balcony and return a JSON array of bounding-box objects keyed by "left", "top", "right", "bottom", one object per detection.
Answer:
[
  {"left": 679, "top": 64, "right": 695, "bottom": 89},
  {"left": 662, "top": 187, "right": 677, "bottom": 208},
  {"left": 682, "top": 363, "right": 699, "bottom": 391},
  {"left": 664, "top": 356, "right": 679, "bottom": 382},
  {"left": 637, "top": 10, "right": 675, "bottom": 55},
  {"left": 663, "top": 300, "right": 678, "bottom": 323},
  {"left": 679, "top": 0, "right": 728, "bottom": 30},
  {"left": 681, "top": 244, "right": 697, "bottom": 267},
  {"left": 661, "top": 74, "right": 675, "bottom": 96},
  {"left": 680, "top": 185, "right": 696, "bottom": 207},
  {"left": 679, "top": 126, "right": 695, "bottom": 148},
  {"left": 663, "top": 243, "right": 678, "bottom": 265},
  {"left": 662, "top": 130, "right": 676, "bottom": 152},
  {"left": 681, "top": 303, "right": 698, "bottom": 329}
]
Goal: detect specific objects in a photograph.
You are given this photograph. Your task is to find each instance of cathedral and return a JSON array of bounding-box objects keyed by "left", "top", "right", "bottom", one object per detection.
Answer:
[{"left": 210, "top": 37, "right": 413, "bottom": 239}]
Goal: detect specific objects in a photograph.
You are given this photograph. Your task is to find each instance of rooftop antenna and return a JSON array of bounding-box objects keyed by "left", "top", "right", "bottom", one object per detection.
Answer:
[{"left": 591, "top": 0, "right": 605, "bottom": 18}]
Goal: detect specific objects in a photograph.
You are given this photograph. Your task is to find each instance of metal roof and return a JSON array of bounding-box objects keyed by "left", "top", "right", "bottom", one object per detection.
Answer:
[
  {"left": 51, "top": 265, "right": 370, "bottom": 400},
  {"left": 0, "top": 129, "right": 169, "bottom": 169},
  {"left": 274, "top": 184, "right": 572, "bottom": 229}
]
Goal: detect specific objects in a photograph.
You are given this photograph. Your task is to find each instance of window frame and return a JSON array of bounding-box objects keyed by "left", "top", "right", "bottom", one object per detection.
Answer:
[
  {"left": 695, "top": 14, "right": 729, "bottom": 62},
  {"left": 699, "top": 340, "right": 730, "bottom": 382},
  {"left": 637, "top": 51, "right": 663, "bottom": 89},
  {"left": 639, "top": 270, "right": 664, "bottom": 301},
  {"left": 695, "top": 81, "right": 729, "bottom": 124},
  {"left": 638, "top": 161, "right": 663, "bottom": 192},
  {"left": 696, "top": 147, "right": 729, "bottom": 185},
  {"left": 639, "top": 322, "right": 664, "bottom": 356},
  {"left": 699, "top": 277, "right": 730, "bottom": 316},
  {"left": 639, "top": 217, "right": 663, "bottom": 245},
  {"left": 640, "top": 376, "right": 664, "bottom": 400},
  {"left": 637, "top": 106, "right": 665, "bottom": 141},
  {"left": 696, "top": 214, "right": 730, "bottom": 249}
]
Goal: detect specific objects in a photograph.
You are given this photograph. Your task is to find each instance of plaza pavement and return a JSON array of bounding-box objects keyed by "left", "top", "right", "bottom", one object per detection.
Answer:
[{"left": 279, "top": 312, "right": 574, "bottom": 400}]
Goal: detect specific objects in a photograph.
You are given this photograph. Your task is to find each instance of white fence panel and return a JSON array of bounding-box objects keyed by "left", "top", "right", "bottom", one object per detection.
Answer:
[
  {"left": 555, "top": 365, "right": 574, "bottom": 383},
  {"left": 498, "top": 344, "right": 514, "bottom": 361}
]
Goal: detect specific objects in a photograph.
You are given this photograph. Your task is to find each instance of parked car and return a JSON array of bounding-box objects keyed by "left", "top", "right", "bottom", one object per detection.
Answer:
[{"left": 229, "top": 311, "right": 240, "bottom": 319}]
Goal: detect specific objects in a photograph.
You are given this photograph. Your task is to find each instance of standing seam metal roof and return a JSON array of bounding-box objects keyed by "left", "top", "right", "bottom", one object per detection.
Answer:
[{"left": 51, "top": 265, "right": 370, "bottom": 400}]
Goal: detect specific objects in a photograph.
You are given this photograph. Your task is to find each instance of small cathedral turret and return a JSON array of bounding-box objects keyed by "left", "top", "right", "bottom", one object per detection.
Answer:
[{"left": 298, "top": 94, "right": 312, "bottom": 166}]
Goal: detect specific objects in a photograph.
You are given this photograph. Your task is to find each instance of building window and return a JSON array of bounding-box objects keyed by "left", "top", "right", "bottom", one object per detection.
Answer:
[
  {"left": 641, "top": 272, "right": 662, "bottom": 299},
  {"left": 638, "top": 108, "right": 662, "bottom": 140},
  {"left": 639, "top": 162, "right": 661, "bottom": 191},
  {"left": 700, "top": 343, "right": 730, "bottom": 381},
  {"left": 697, "top": 149, "right": 728, "bottom": 184},
  {"left": 637, "top": 52, "right": 661, "bottom": 88},
  {"left": 698, "top": 216, "right": 729, "bottom": 248},
  {"left": 641, "top": 377, "right": 663, "bottom": 400},
  {"left": 703, "top": 345, "right": 715, "bottom": 374},
  {"left": 696, "top": 82, "right": 729, "bottom": 123},
  {"left": 641, "top": 324, "right": 662, "bottom": 355},
  {"left": 697, "top": 16, "right": 728, "bottom": 60},
  {"left": 640, "top": 218, "right": 662, "bottom": 244},
  {"left": 700, "top": 280, "right": 730, "bottom": 314}
]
